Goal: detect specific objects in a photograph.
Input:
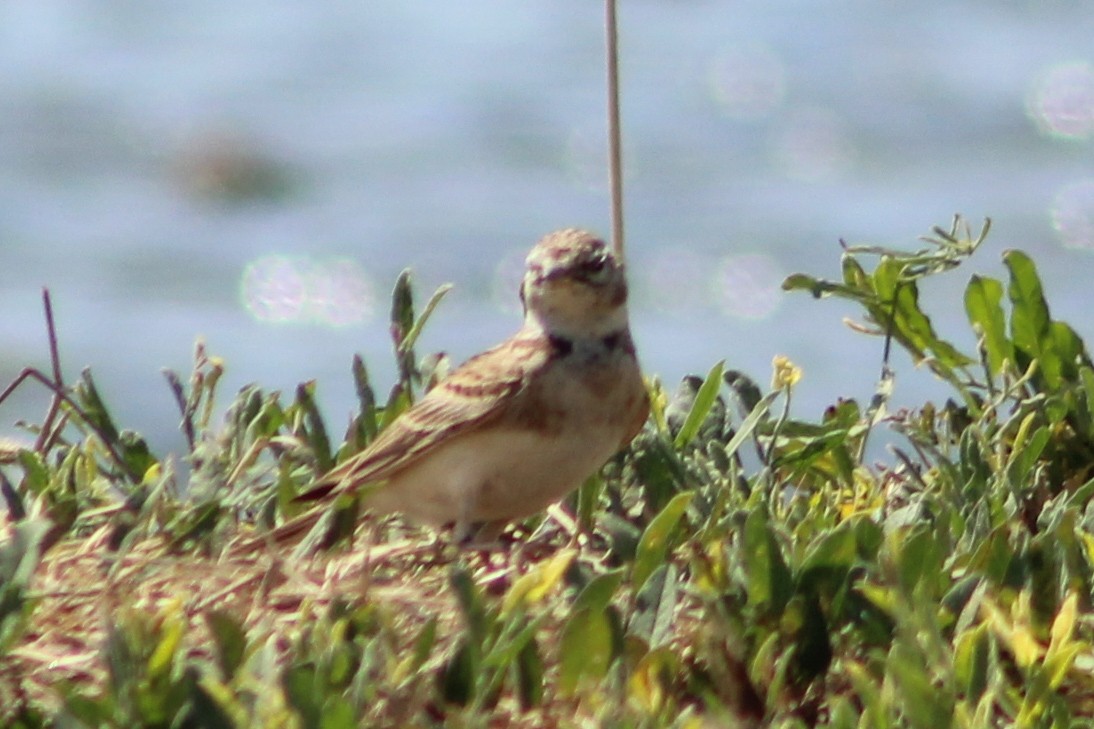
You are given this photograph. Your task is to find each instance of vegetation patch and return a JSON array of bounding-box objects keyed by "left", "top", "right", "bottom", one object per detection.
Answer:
[{"left": 3, "top": 217, "right": 1094, "bottom": 727}]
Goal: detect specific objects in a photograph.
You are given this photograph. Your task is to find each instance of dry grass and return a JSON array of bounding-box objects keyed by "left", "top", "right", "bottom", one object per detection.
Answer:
[
  {"left": 5, "top": 521, "right": 449, "bottom": 710},
  {"left": 1, "top": 512, "right": 610, "bottom": 726}
]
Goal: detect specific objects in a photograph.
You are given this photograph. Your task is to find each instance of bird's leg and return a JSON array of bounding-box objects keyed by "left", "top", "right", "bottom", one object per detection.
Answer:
[
  {"left": 452, "top": 515, "right": 474, "bottom": 547},
  {"left": 451, "top": 482, "right": 510, "bottom": 546},
  {"left": 455, "top": 519, "right": 511, "bottom": 562},
  {"left": 470, "top": 519, "right": 511, "bottom": 545},
  {"left": 509, "top": 507, "right": 575, "bottom": 563}
]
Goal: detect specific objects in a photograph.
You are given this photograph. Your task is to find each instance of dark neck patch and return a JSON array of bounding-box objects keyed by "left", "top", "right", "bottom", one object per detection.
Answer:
[
  {"left": 601, "top": 331, "right": 624, "bottom": 352},
  {"left": 548, "top": 334, "right": 574, "bottom": 356},
  {"left": 549, "top": 330, "right": 632, "bottom": 357}
]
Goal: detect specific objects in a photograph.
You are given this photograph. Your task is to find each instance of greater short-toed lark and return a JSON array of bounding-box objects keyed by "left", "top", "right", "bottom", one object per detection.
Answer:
[{"left": 289, "top": 228, "right": 649, "bottom": 546}]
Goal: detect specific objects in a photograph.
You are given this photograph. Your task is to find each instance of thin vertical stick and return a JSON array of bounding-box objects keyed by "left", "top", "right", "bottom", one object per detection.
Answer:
[
  {"left": 35, "top": 288, "right": 65, "bottom": 453},
  {"left": 605, "top": 0, "right": 625, "bottom": 259}
]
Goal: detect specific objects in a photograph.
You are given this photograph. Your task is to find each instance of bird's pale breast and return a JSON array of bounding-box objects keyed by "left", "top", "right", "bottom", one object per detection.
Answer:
[{"left": 364, "top": 346, "right": 646, "bottom": 528}]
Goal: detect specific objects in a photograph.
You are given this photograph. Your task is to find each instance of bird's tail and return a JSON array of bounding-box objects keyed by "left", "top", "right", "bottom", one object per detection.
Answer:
[{"left": 229, "top": 492, "right": 364, "bottom": 559}]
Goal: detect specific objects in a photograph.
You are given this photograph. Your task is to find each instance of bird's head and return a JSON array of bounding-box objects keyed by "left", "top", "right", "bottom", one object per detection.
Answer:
[{"left": 520, "top": 228, "right": 630, "bottom": 340}]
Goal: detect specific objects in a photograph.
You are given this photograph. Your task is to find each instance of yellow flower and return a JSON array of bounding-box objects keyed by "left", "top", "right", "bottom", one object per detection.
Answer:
[{"left": 771, "top": 355, "right": 803, "bottom": 390}]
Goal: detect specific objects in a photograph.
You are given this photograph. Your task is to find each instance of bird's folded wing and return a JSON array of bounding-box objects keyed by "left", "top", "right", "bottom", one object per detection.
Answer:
[{"left": 297, "top": 332, "right": 551, "bottom": 502}]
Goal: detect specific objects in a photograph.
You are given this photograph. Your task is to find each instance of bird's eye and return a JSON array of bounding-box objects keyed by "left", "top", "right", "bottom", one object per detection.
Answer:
[{"left": 580, "top": 254, "right": 610, "bottom": 280}]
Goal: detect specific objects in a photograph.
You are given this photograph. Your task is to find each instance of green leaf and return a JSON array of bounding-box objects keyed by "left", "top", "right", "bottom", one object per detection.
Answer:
[
  {"left": 283, "top": 663, "right": 321, "bottom": 726},
  {"left": 781, "top": 272, "right": 866, "bottom": 300},
  {"left": 790, "top": 592, "right": 832, "bottom": 683},
  {"left": 572, "top": 568, "right": 625, "bottom": 614},
  {"left": 632, "top": 491, "right": 693, "bottom": 592},
  {"left": 845, "top": 661, "right": 884, "bottom": 729},
  {"left": 147, "top": 607, "right": 185, "bottom": 680},
  {"left": 576, "top": 473, "right": 603, "bottom": 535},
  {"left": 186, "top": 677, "right": 237, "bottom": 729},
  {"left": 390, "top": 270, "right": 419, "bottom": 395},
  {"left": 1048, "top": 320, "right": 1088, "bottom": 383},
  {"left": 0, "top": 519, "right": 50, "bottom": 651},
  {"left": 399, "top": 283, "right": 453, "bottom": 356},
  {"left": 243, "top": 392, "right": 287, "bottom": 444},
  {"left": 941, "top": 574, "right": 983, "bottom": 626},
  {"left": 964, "top": 274, "right": 1012, "bottom": 375},
  {"left": 630, "top": 564, "right": 680, "bottom": 648},
  {"left": 295, "top": 380, "right": 333, "bottom": 473},
  {"left": 16, "top": 450, "right": 50, "bottom": 495},
  {"left": 61, "top": 691, "right": 115, "bottom": 725},
  {"left": 204, "top": 610, "right": 247, "bottom": 681},
  {"left": 0, "top": 473, "right": 24, "bottom": 521},
  {"left": 1006, "top": 424, "right": 1050, "bottom": 487},
  {"left": 892, "top": 525, "right": 943, "bottom": 597},
  {"left": 389, "top": 269, "right": 415, "bottom": 346},
  {"left": 841, "top": 253, "right": 872, "bottom": 292},
  {"left": 1081, "top": 366, "right": 1094, "bottom": 438},
  {"left": 968, "top": 528, "right": 1013, "bottom": 586},
  {"left": 378, "top": 385, "right": 411, "bottom": 432},
  {"left": 319, "top": 697, "right": 357, "bottom": 729},
  {"left": 875, "top": 262, "right": 971, "bottom": 371},
  {"left": 440, "top": 639, "right": 477, "bottom": 706},
  {"left": 953, "top": 624, "right": 992, "bottom": 702},
  {"left": 629, "top": 647, "right": 682, "bottom": 714},
  {"left": 741, "top": 506, "right": 793, "bottom": 613},
  {"left": 559, "top": 607, "right": 616, "bottom": 695},
  {"left": 628, "top": 439, "right": 687, "bottom": 515},
  {"left": 481, "top": 612, "right": 549, "bottom": 675},
  {"left": 350, "top": 353, "right": 378, "bottom": 445},
  {"left": 888, "top": 641, "right": 953, "bottom": 729},
  {"left": 724, "top": 389, "right": 780, "bottom": 460},
  {"left": 1005, "top": 249, "right": 1051, "bottom": 357},
  {"left": 450, "top": 566, "right": 490, "bottom": 645},
  {"left": 411, "top": 616, "right": 438, "bottom": 673},
  {"left": 225, "top": 385, "right": 262, "bottom": 439},
  {"left": 515, "top": 637, "right": 544, "bottom": 709},
  {"left": 503, "top": 549, "right": 576, "bottom": 613},
  {"left": 673, "top": 360, "right": 724, "bottom": 449},
  {"left": 118, "top": 431, "right": 158, "bottom": 483},
  {"left": 827, "top": 695, "right": 862, "bottom": 729},
  {"left": 74, "top": 367, "right": 121, "bottom": 443},
  {"left": 600, "top": 513, "right": 642, "bottom": 563},
  {"left": 797, "top": 519, "right": 857, "bottom": 587}
]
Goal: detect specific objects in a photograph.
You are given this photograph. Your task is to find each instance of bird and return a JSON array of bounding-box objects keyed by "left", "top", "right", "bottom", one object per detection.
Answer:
[{"left": 256, "top": 228, "right": 648, "bottom": 551}]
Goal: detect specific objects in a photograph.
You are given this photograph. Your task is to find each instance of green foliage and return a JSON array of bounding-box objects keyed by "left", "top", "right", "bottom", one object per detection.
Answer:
[
  {"left": 4, "top": 216, "right": 1094, "bottom": 726},
  {"left": 0, "top": 520, "right": 48, "bottom": 653}
]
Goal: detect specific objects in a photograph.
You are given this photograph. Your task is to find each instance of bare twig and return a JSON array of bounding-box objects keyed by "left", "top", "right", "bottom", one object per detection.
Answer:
[
  {"left": 605, "top": 0, "right": 625, "bottom": 259},
  {"left": 0, "top": 293, "right": 139, "bottom": 481},
  {"left": 0, "top": 367, "right": 133, "bottom": 477},
  {"left": 37, "top": 288, "right": 66, "bottom": 453},
  {"left": 0, "top": 289, "right": 67, "bottom": 454}
]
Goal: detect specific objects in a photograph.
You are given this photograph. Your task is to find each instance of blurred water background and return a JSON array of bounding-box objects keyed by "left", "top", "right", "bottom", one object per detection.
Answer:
[{"left": 1, "top": 0, "right": 1092, "bottom": 457}]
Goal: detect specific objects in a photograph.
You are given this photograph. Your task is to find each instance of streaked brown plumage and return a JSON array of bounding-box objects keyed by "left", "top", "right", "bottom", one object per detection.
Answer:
[{"left": 262, "top": 228, "right": 648, "bottom": 548}]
